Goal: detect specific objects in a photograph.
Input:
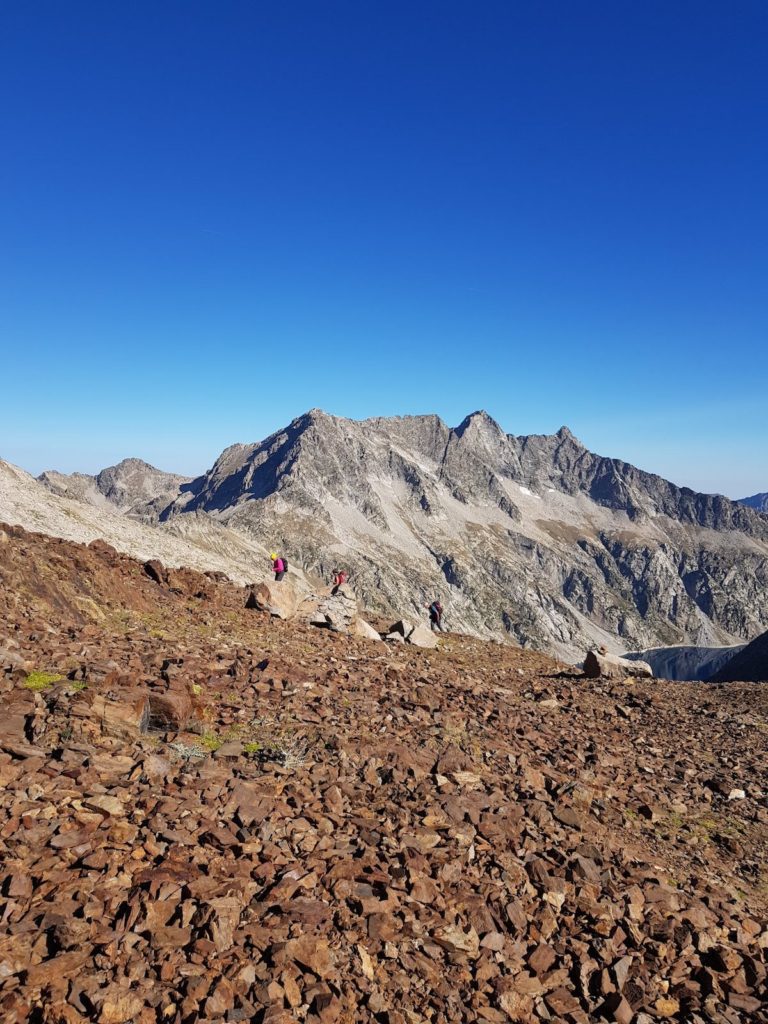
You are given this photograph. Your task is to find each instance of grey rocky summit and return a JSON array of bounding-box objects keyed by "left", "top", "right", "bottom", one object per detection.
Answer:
[{"left": 39, "top": 458, "right": 191, "bottom": 520}]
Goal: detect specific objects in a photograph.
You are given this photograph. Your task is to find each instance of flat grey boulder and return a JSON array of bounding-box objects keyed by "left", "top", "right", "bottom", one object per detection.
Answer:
[{"left": 312, "top": 586, "right": 358, "bottom": 633}]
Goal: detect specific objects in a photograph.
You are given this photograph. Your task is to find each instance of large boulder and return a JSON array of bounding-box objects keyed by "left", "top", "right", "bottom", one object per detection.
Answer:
[
  {"left": 143, "top": 559, "right": 169, "bottom": 586},
  {"left": 147, "top": 689, "right": 192, "bottom": 731},
  {"left": 313, "top": 584, "right": 358, "bottom": 632},
  {"left": 583, "top": 650, "right": 653, "bottom": 679},
  {"left": 246, "top": 579, "right": 304, "bottom": 620},
  {"left": 407, "top": 623, "right": 439, "bottom": 649},
  {"left": 91, "top": 691, "right": 151, "bottom": 739}
]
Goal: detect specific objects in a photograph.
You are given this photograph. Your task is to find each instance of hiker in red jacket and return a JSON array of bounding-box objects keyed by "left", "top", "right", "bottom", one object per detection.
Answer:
[
  {"left": 331, "top": 568, "right": 348, "bottom": 595},
  {"left": 270, "top": 553, "right": 286, "bottom": 582}
]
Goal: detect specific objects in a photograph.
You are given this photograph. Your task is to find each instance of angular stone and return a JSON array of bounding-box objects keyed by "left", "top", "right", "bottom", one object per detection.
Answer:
[
  {"left": 583, "top": 650, "right": 653, "bottom": 679},
  {"left": 147, "top": 689, "right": 192, "bottom": 731},
  {"left": 407, "top": 624, "right": 438, "bottom": 649}
]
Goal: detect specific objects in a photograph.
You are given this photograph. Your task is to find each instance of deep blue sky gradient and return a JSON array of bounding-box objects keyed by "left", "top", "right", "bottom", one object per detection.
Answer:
[{"left": 1, "top": 1, "right": 766, "bottom": 495}]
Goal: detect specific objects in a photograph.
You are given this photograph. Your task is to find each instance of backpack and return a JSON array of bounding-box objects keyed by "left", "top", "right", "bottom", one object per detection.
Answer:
[
  {"left": 281, "top": 557, "right": 289, "bottom": 573},
  {"left": 430, "top": 601, "right": 442, "bottom": 616}
]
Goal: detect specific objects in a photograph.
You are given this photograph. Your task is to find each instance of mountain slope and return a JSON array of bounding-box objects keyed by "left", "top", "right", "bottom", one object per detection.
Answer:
[
  {"left": 160, "top": 409, "right": 768, "bottom": 661},
  {"left": 623, "top": 644, "right": 746, "bottom": 682},
  {"left": 0, "top": 459, "right": 268, "bottom": 585}
]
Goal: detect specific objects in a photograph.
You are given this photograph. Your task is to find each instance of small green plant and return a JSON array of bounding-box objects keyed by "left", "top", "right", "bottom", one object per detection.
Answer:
[
  {"left": 24, "top": 672, "right": 63, "bottom": 692},
  {"left": 243, "top": 741, "right": 263, "bottom": 754},
  {"left": 69, "top": 681, "right": 87, "bottom": 693},
  {"left": 191, "top": 684, "right": 202, "bottom": 695},
  {"left": 199, "top": 730, "right": 223, "bottom": 752}
]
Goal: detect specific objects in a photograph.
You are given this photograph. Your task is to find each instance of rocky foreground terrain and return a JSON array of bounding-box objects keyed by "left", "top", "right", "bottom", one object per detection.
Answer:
[
  {"left": 1, "top": 523, "right": 766, "bottom": 1023},
  {"left": 25, "top": 409, "right": 768, "bottom": 664}
]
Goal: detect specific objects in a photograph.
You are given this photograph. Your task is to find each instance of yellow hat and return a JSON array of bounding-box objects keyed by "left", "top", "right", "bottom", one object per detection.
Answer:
[{"left": 270, "top": 552, "right": 278, "bottom": 559}]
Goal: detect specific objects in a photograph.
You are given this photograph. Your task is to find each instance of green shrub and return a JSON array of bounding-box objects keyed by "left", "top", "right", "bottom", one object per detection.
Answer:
[{"left": 199, "top": 730, "right": 222, "bottom": 752}]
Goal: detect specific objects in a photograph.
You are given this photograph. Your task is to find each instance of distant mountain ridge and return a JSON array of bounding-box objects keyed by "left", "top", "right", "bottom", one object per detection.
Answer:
[
  {"left": 738, "top": 492, "right": 768, "bottom": 514},
  {"left": 6, "top": 410, "right": 768, "bottom": 661},
  {"left": 39, "top": 457, "right": 191, "bottom": 520}
]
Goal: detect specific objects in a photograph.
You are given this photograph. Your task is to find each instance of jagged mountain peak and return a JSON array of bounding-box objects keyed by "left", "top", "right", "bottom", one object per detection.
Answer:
[
  {"left": 102, "top": 456, "right": 161, "bottom": 472},
  {"left": 554, "top": 424, "right": 584, "bottom": 446},
  {"left": 455, "top": 409, "right": 503, "bottom": 433}
]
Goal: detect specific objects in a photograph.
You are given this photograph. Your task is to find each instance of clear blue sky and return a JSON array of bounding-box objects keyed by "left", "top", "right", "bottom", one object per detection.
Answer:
[{"left": 1, "top": 1, "right": 766, "bottom": 496}]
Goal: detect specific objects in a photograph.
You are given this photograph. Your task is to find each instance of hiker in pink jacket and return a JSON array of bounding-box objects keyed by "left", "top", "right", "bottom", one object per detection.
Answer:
[{"left": 270, "top": 553, "right": 286, "bottom": 582}]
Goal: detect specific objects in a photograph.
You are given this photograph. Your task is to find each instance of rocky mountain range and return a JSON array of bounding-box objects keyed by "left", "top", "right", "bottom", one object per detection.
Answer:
[
  {"left": 739, "top": 492, "right": 768, "bottom": 514},
  {"left": 0, "top": 459, "right": 271, "bottom": 586},
  {"left": 4, "top": 409, "right": 768, "bottom": 663}
]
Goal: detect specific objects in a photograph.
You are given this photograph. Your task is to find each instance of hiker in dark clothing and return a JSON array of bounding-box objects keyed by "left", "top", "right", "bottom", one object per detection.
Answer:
[
  {"left": 427, "top": 600, "right": 445, "bottom": 632},
  {"left": 331, "top": 568, "right": 348, "bottom": 595},
  {"left": 270, "top": 553, "right": 287, "bottom": 582}
]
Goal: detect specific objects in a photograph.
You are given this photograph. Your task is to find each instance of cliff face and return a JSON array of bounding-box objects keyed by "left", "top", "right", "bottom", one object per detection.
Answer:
[
  {"left": 154, "top": 410, "right": 768, "bottom": 661},
  {"left": 711, "top": 628, "right": 768, "bottom": 682}
]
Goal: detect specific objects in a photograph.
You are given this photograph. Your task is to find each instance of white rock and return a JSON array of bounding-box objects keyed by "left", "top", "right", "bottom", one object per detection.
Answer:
[
  {"left": 583, "top": 650, "right": 653, "bottom": 679},
  {"left": 406, "top": 623, "right": 438, "bottom": 649}
]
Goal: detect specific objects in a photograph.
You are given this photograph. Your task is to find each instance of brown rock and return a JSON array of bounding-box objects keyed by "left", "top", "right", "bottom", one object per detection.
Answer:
[{"left": 147, "top": 689, "right": 192, "bottom": 730}]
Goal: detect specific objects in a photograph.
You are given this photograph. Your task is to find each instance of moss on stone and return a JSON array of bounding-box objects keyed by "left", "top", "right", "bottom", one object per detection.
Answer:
[{"left": 23, "top": 671, "right": 63, "bottom": 692}]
